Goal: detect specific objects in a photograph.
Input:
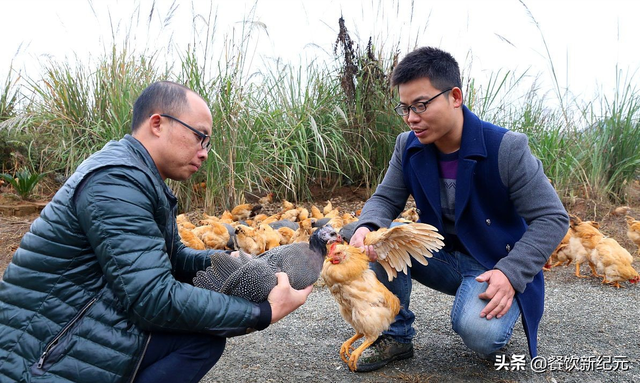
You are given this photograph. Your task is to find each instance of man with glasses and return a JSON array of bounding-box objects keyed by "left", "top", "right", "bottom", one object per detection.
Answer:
[
  {"left": 0, "top": 81, "right": 312, "bottom": 383},
  {"left": 348, "top": 47, "right": 568, "bottom": 371}
]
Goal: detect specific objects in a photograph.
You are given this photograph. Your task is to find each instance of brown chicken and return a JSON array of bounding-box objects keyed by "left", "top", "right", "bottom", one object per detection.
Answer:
[
  {"left": 625, "top": 215, "right": 640, "bottom": 255},
  {"left": 258, "top": 223, "right": 281, "bottom": 251},
  {"left": 567, "top": 215, "right": 604, "bottom": 278},
  {"left": 258, "top": 192, "right": 274, "bottom": 205},
  {"left": 341, "top": 212, "right": 359, "bottom": 225},
  {"left": 191, "top": 223, "right": 230, "bottom": 250},
  {"left": 281, "top": 199, "right": 295, "bottom": 211},
  {"left": 545, "top": 219, "right": 599, "bottom": 271},
  {"left": 280, "top": 208, "right": 300, "bottom": 222},
  {"left": 218, "top": 210, "right": 235, "bottom": 224},
  {"left": 322, "top": 243, "right": 400, "bottom": 372},
  {"left": 590, "top": 237, "right": 640, "bottom": 288},
  {"left": 178, "top": 226, "right": 205, "bottom": 250},
  {"left": 310, "top": 205, "right": 324, "bottom": 219},
  {"left": 321, "top": 222, "right": 444, "bottom": 371},
  {"left": 234, "top": 225, "right": 266, "bottom": 255},
  {"left": 231, "top": 203, "right": 262, "bottom": 222},
  {"left": 277, "top": 226, "right": 296, "bottom": 245},
  {"left": 544, "top": 227, "right": 573, "bottom": 270},
  {"left": 400, "top": 207, "right": 419, "bottom": 222},
  {"left": 323, "top": 200, "right": 333, "bottom": 215}
]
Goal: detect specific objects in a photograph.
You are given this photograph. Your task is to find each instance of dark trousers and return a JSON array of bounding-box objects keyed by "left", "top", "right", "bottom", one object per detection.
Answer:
[{"left": 134, "top": 332, "right": 226, "bottom": 383}]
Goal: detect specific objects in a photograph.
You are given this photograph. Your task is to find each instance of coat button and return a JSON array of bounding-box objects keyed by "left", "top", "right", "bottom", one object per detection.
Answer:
[
  {"left": 416, "top": 208, "right": 421, "bottom": 215},
  {"left": 506, "top": 244, "right": 511, "bottom": 252},
  {"left": 485, "top": 219, "right": 491, "bottom": 225}
]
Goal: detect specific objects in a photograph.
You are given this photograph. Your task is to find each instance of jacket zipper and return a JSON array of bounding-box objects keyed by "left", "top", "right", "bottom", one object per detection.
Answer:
[
  {"left": 37, "top": 296, "right": 98, "bottom": 368},
  {"left": 128, "top": 333, "right": 152, "bottom": 383}
]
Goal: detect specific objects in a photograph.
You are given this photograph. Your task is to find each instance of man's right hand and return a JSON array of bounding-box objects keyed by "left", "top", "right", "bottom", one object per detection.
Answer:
[
  {"left": 267, "top": 272, "right": 313, "bottom": 324},
  {"left": 349, "top": 226, "right": 378, "bottom": 262}
]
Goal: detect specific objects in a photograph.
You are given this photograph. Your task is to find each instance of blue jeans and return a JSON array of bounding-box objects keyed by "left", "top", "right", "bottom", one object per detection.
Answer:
[
  {"left": 134, "top": 332, "right": 226, "bottom": 383},
  {"left": 371, "top": 248, "right": 520, "bottom": 356}
]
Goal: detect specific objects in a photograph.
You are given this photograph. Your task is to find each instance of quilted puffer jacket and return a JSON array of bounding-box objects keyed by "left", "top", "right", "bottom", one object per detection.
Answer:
[{"left": 0, "top": 135, "right": 271, "bottom": 382}]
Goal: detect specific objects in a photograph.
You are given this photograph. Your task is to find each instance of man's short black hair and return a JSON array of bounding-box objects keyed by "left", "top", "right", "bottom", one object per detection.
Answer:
[
  {"left": 131, "top": 81, "right": 191, "bottom": 132},
  {"left": 391, "top": 47, "right": 462, "bottom": 92}
]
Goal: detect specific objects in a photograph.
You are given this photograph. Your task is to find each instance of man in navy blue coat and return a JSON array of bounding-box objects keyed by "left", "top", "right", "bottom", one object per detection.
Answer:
[{"left": 349, "top": 46, "right": 569, "bottom": 372}]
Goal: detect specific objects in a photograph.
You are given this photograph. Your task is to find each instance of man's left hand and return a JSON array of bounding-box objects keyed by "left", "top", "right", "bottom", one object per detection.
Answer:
[{"left": 475, "top": 269, "right": 515, "bottom": 320}]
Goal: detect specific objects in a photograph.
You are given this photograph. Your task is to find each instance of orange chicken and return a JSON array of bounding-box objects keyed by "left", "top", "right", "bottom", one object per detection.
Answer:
[
  {"left": 191, "top": 223, "right": 230, "bottom": 250},
  {"left": 400, "top": 207, "right": 420, "bottom": 222},
  {"left": 296, "top": 207, "right": 310, "bottom": 222},
  {"left": 258, "top": 223, "right": 281, "bottom": 251},
  {"left": 178, "top": 226, "right": 205, "bottom": 250},
  {"left": 277, "top": 226, "right": 296, "bottom": 245},
  {"left": 258, "top": 192, "right": 274, "bottom": 205},
  {"left": 323, "top": 200, "right": 333, "bottom": 215},
  {"left": 310, "top": 205, "right": 324, "bottom": 219},
  {"left": 231, "top": 203, "right": 262, "bottom": 222},
  {"left": 322, "top": 243, "right": 400, "bottom": 372},
  {"left": 567, "top": 215, "right": 604, "bottom": 278},
  {"left": 625, "top": 215, "right": 640, "bottom": 255},
  {"left": 545, "top": 219, "right": 599, "bottom": 271},
  {"left": 321, "top": 223, "right": 444, "bottom": 371},
  {"left": 219, "top": 210, "right": 235, "bottom": 224},
  {"left": 280, "top": 208, "right": 300, "bottom": 222},
  {"left": 544, "top": 227, "right": 573, "bottom": 270},
  {"left": 281, "top": 199, "right": 295, "bottom": 211},
  {"left": 590, "top": 237, "right": 640, "bottom": 288},
  {"left": 234, "top": 225, "right": 266, "bottom": 255}
]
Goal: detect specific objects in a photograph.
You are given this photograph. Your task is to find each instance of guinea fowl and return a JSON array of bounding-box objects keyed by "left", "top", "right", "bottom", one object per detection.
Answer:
[{"left": 193, "top": 225, "right": 341, "bottom": 302}]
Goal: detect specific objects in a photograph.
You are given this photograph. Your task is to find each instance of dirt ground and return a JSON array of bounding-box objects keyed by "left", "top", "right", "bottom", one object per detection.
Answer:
[{"left": 2, "top": 182, "right": 640, "bottom": 276}]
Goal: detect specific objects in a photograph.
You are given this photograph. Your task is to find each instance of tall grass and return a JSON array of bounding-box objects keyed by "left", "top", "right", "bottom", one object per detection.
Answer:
[
  {"left": 2, "top": 2, "right": 640, "bottom": 211},
  {"left": 575, "top": 71, "right": 640, "bottom": 203},
  {"left": 20, "top": 50, "right": 162, "bottom": 177}
]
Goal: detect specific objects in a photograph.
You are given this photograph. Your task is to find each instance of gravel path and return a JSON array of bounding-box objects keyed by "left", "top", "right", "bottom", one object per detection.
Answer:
[{"left": 202, "top": 264, "right": 640, "bottom": 383}]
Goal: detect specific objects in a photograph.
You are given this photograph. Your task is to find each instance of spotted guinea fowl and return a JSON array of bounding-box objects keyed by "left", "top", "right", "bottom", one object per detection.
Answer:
[{"left": 193, "top": 225, "right": 341, "bottom": 302}]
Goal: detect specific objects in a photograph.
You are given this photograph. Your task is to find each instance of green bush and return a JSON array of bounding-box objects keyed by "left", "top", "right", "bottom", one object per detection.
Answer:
[{"left": 0, "top": 169, "right": 46, "bottom": 200}]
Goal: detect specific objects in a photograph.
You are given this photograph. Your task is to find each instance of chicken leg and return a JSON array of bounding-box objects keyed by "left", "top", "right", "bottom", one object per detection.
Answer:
[
  {"left": 588, "top": 262, "right": 602, "bottom": 278},
  {"left": 575, "top": 262, "right": 587, "bottom": 278},
  {"left": 340, "top": 333, "right": 363, "bottom": 363},
  {"left": 347, "top": 337, "right": 377, "bottom": 372}
]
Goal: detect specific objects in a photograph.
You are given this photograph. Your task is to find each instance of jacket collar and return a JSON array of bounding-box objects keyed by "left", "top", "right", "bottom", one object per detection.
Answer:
[
  {"left": 406, "top": 105, "right": 487, "bottom": 159},
  {"left": 122, "top": 135, "right": 175, "bottom": 199}
]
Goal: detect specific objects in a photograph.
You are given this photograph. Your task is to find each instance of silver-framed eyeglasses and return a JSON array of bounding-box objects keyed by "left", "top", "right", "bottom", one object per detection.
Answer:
[
  {"left": 160, "top": 114, "right": 212, "bottom": 151},
  {"left": 393, "top": 88, "right": 453, "bottom": 116}
]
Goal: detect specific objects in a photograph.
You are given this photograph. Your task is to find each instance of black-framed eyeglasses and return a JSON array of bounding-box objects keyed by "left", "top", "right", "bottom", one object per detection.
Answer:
[
  {"left": 160, "top": 114, "right": 212, "bottom": 151},
  {"left": 393, "top": 88, "right": 453, "bottom": 116}
]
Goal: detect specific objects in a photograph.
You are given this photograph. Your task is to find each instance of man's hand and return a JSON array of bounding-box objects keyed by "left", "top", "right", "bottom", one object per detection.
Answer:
[
  {"left": 267, "top": 272, "right": 313, "bottom": 324},
  {"left": 349, "top": 226, "right": 377, "bottom": 262},
  {"left": 475, "top": 269, "right": 515, "bottom": 320}
]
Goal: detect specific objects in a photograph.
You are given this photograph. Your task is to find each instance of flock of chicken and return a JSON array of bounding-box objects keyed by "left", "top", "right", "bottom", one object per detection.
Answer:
[
  {"left": 544, "top": 211, "right": 640, "bottom": 288},
  {"left": 176, "top": 194, "right": 418, "bottom": 256},
  {"left": 178, "top": 196, "right": 640, "bottom": 290}
]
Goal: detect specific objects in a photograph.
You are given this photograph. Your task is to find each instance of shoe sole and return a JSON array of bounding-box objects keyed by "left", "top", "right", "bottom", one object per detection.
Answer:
[{"left": 355, "top": 347, "right": 414, "bottom": 373}]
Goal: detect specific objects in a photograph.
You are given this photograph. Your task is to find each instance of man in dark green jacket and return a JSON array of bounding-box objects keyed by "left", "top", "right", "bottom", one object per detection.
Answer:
[{"left": 0, "top": 81, "right": 312, "bottom": 383}]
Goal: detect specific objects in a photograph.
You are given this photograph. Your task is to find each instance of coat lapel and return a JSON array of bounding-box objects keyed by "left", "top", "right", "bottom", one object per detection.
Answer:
[
  {"left": 455, "top": 106, "right": 487, "bottom": 221},
  {"left": 407, "top": 139, "right": 443, "bottom": 228}
]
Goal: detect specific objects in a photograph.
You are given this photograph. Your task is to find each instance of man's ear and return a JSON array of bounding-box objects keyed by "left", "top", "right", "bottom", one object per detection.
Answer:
[
  {"left": 451, "top": 87, "right": 464, "bottom": 108},
  {"left": 148, "top": 114, "right": 163, "bottom": 138}
]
